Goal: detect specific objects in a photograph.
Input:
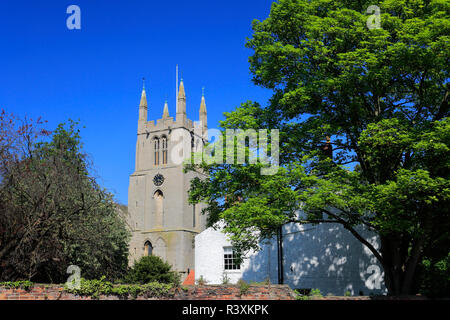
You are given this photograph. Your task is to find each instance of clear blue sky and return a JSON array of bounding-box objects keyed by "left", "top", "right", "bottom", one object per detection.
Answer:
[{"left": 0, "top": 0, "right": 274, "bottom": 205}]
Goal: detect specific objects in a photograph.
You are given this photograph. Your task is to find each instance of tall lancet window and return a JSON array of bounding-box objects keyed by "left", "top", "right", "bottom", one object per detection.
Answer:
[
  {"left": 154, "top": 138, "right": 160, "bottom": 166},
  {"left": 162, "top": 136, "right": 168, "bottom": 164},
  {"left": 154, "top": 190, "right": 164, "bottom": 227}
]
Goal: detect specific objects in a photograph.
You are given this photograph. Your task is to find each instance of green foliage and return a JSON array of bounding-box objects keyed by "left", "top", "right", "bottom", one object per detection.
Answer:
[
  {"left": 237, "top": 279, "right": 250, "bottom": 295},
  {"left": 64, "top": 276, "right": 173, "bottom": 299},
  {"left": 64, "top": 276, "right": 113, "bottom": 299},
  {"left": 0, "top": 119, "right": 130, "bottom": 282},
  {"left": 310, "top": 288, "right": 323, "bottom": 298},
  {"left": 344, "top": 290, "right": 352, "bottom": 297},
  {"left": 221, "top": 273, "right": 231, "bottom": 285},
  {"left": 187, "top": 0, "right": 449, "bottom": 296},
  {"left": 0, "top": 280, "right": 34, "bottom": 291},
  {"left": 124, "top": 256, "right": 180, "bottom": 286},
  {"left": 417, "top": 253, "right": 450, "bottom": 297},
  {"left": 294, "top": 288, "right": 323, "bottom": 300},
  {"left": 295, "top": 293, "right": 311, "bottom": 300},
  {"left": 196, "top": 275, "right": 208, "bottom": 285}
]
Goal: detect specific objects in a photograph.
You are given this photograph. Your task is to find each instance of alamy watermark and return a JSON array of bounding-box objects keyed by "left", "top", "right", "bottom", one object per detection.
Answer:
[
  {"left": 164, "top": 126, "right": 279, "bottom": 175},
  {"left": 366, "top": 5, "right": 381, "bottom": 30},
  {"left": 66, "top": 265, "right": 81, "bottom": 289},
  {"left": 365, "top": 264, "right": 382, "bottom": 290},
  {"left": 66, "top": 5, "right": 81, "bottom": 30}
]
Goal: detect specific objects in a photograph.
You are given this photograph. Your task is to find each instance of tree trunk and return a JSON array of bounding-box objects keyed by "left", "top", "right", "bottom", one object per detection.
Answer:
[
  {"left": 380, "top": 234, "right": 423, "bottom": 296},
  {"left": 401, "top": 235, "right": 426, "bottom": 294}
]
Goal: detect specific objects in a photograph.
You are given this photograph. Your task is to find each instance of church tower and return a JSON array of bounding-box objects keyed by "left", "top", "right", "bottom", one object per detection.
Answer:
[{"left": 127, "top": 78, "right": 208, "bottom": 279}]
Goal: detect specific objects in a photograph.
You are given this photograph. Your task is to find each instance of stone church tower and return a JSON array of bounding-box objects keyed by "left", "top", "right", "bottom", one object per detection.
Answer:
[{"left": 127, "top": 79, "right": 208, "bottom": 279}]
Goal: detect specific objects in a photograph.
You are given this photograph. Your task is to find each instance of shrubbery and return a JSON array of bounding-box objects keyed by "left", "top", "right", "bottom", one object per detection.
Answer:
[
  {"left": 64, "top": 276, "right": 173, "bottom": 299},
  {"left": 124, "top": 256, "right": 180, "bottom": 286},
  {"left": 294, "top": 288, "right": 322, "bottom": 300},
  {"left": 64, "top": 256, "right": 181, "bottom": 299},
  {"left": 0, "top": 281, "right": 34, "bottom": 291},
  {"left": 416, "top": 253, "right": 450, "bottom": 298}
]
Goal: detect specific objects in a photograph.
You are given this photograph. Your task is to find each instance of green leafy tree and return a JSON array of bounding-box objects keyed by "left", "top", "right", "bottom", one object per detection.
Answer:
[
  {"left": 0, "top": 117, "right": 130, "bottom": 282},
  {"left": 188, "top": 0, "right": 449, "bottom": 296}
]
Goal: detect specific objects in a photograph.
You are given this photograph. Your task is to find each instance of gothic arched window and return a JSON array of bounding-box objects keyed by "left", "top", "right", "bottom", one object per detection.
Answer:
[
  {"left": 162, "top": 136, "right": 168, "bottom": 164},
  {"left": 154, "top": 138, "right": 160, "bottom": 166},
  {"left": 144, "top": 241, "right": 153, "bottom": 256}
]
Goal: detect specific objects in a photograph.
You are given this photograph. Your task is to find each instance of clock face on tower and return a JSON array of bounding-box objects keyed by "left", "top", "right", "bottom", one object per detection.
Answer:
[{"left": 153, "top": 173, "right": 165, "bottom": 186}]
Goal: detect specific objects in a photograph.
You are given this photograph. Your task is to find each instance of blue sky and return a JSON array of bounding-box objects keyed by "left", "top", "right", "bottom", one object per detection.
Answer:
[{"left": 0, "top": 0, "right": 274, "bottom": 204}]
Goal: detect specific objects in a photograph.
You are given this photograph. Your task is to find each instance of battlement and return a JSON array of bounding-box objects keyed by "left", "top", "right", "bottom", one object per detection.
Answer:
[
  {"left": 136, "top": 78, "right": 206, "bottom": 136},
  {"left": 138, "top": 117, "right": 200, "bottom": 135}
]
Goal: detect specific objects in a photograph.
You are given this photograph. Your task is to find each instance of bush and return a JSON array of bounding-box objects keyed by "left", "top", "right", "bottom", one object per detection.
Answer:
[
  {"left": 294, "top": 290, "right": 310, "bottom": 300},
  {"left": 64, "top": 276, "right": 173, "bottom": 299},
  {"left": 310, "top": 288, "right": 322, "bottom": 297},
  {"left": 0, "top": 281, "right": 34, "bottom": 291},
  {"left": 64, "top": 276, "right": 113, "bottom": 299},
  {"left": 417, "top": 253, "right": 450, "bottom": 297},
  {"left": 124, "top": 256, "right": 180, "bottom": 285},
  {"left": 237, "top": 279, "right": 250, "bottom": 295},
  {"left": 294, "top": 288, "right": 323, "bottom": 300},
  {"left": 196, "top": 275, "right": 207, "bottom": 285}
]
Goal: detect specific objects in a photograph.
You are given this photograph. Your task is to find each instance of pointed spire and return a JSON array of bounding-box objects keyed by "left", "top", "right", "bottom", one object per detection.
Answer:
[
  {"left": 140, "top": 78, "right": 147, "bottom": 108},
  {"left": 177, "top": 78, "right": 186, "bottom": 118},
  {"left": 163, "top": 99, "right": 169, "bottom": 118},
  {"left": 140, "top": 89, "right": 147, "bottom": 107},
  {"left": 199, "top": 87, "right": 206, "bottom": 114},
  {"left": 199, "top": 87, "right": 207, "bottom": 134},
  {"left": 178, "top": 78, "right": 186, "bottom": 100},
  {"left": 138, "top": 78, "right": 148, "bottom": 122}
]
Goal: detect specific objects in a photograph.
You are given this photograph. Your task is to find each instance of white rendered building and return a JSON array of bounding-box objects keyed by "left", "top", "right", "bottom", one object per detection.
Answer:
[{"left": 195, "top": 218, "right": 387, "bottom": 295}]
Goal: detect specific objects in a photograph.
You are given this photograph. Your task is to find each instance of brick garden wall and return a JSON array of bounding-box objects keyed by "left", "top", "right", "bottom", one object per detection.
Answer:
[
  {"left": 173, "top": 285, "right": 295, "bottom": 300},
  {"left": 0, "top": 284, "right": 296, "bottom": 300}
]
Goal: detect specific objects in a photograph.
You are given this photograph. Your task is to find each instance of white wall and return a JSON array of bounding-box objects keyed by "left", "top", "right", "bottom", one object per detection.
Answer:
[
  {"left": 195, "top": 226, "right": 253, "bottom": 285},
  {"left": 195, "top": 221, "right": 387, "bottom": 296}
]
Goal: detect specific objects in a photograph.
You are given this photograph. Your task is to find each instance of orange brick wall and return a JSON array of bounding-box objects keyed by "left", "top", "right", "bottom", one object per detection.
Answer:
[
  {"left": 0, "top": 284, "right": 295, "bottom": 300},
  {"left": 173, "top": 285, "right": 295, "bottom": 300}
]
